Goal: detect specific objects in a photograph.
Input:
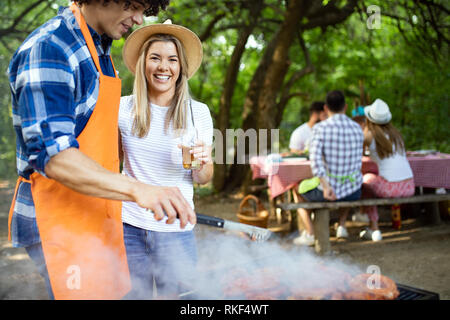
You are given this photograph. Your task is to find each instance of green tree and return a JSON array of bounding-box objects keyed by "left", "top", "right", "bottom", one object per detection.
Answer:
[
  {"left": 0, "top": 0, "right": 67, "bottom": 179},
  {"left": 1, "top": 0, "right": 448, "bottom": 189}
]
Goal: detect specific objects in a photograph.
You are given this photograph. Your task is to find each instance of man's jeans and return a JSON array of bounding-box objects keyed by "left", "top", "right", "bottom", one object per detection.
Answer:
[
  {"left": 25, "top": 243, "right": 54, "bottom": 300},
  {"left": 122, "top": 223, "right": 197, "bottom": 299}
]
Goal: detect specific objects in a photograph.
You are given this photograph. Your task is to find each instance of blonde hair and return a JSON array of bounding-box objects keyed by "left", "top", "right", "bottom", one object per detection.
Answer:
[
  {"left": 366, "top": 120, "right": 405, "bottom": 159},
  {"left": 132, "top": 34, "right": 191, "bottom": 138}
]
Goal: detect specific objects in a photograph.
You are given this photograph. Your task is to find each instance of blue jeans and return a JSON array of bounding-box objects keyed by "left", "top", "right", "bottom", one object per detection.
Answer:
[
  {"left": 302, "top": 187, "right": 362, "bottom": 202},
  {"left": 122, "top": 223, "right": 198, "bottom": 299},
  {"left": 25, "top": 243, "right": 54, "bottom": 300}
]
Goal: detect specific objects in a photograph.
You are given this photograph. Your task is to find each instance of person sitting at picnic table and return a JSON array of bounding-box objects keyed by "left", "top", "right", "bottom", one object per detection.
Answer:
[
  {"left": 289, "top": 101, "right": 327, "bottom": 155},
  {"left": 351, "top": 105, "right": 366, "bottom": 130},
  {"left": 289, "top": 101, "right": 327, "bottom": 245},
  {"left": 359, "top": 99, "right": 414, "bottom": 242},
  {"left": 349, "top": 105, "right": 372, "bottom": 224},
  {"left": 295, "top": 90, "right": 364, "bottom": 244},
  {"left": 119, "top": 21, "right": 213, "bottom": 298}
]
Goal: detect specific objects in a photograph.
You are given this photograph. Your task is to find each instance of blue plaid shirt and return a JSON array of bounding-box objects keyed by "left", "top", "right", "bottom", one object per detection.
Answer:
[{"left": 8, "top": 6, "right": 116, "bottom": 247}]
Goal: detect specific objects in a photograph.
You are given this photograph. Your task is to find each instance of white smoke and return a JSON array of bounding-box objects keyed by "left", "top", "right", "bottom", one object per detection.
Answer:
[
  {"left": 180, "top": 227, "right": 366, "bottom": 299},
  {"left": 7, "top": 223, "right": 384, "bottom": 300}
]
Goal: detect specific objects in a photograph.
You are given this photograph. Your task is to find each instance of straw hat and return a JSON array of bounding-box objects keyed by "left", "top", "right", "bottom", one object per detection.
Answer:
[
  {"left": 364, "top": 99, "right": 392, "bottom": 124},
  {"left": 122, "top": 20, "right": 203, "bottom": 79}
]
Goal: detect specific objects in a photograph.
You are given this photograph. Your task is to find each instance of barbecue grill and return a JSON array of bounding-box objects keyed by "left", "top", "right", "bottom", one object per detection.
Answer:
[
  {"left": 177, "top": 254, "right": 440, "bottom": 301},
  {"left": 396, "top": 284, "right": 439, "bottom": 300},
  {"left": 179, "top": 284, "right": 439, "bottom": 300}
]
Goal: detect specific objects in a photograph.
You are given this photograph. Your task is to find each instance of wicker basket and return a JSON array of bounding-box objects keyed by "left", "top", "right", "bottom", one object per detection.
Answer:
[{"left": 236, "top": 195, "right": 269, "bottom": 228}]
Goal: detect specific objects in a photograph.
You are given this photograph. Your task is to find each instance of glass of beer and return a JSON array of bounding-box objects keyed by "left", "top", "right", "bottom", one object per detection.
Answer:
[{"left": 181, "top": 129, "right": 200, "bottom": 170}]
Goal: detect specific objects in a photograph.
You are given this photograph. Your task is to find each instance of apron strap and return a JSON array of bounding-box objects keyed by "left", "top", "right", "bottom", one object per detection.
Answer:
[
  {"left": 70, "top": 3, "right": 119, "bottom": 78},
  {"left": 109, "top": 56, "right": 119, "bottom": 78},
  {"left": 70, "top": 3, "right": 103, "bottom": 76}
]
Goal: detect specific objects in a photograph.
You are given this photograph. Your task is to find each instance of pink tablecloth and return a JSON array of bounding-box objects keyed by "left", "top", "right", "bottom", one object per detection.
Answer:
[
  {"left": 250, "top": 157, "right": 313, "bottom": 199},
  {"left": 407, "top": 153, "right": 450, "bottom": 189},
  {"left": 250, "top": 153, "right": 450, "bottom": 199}
]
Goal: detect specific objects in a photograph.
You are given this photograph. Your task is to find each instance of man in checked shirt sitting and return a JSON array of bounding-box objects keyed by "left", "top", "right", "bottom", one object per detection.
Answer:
[{"left": 300, "top": 90, "right": 364, "bottom": 239}]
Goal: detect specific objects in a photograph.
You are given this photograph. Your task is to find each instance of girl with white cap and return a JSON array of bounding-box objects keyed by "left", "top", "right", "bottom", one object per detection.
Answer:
[
  {"left": 119, "top": 20, "right": 213, "bottom": 298},
  {"left": 360, "top": 99, "right": 414, "bottom": 242}
]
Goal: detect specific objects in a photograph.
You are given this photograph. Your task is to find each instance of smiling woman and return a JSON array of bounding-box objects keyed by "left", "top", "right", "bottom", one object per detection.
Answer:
[
  {"left": 146, "top": 40, "right": 181, "bottom": 106},
  {"left": 118, "top": 21, "right": 214, "bottom": 299},
  {"left": 132, "top": 33, "right": 189, "bottom": 136}
]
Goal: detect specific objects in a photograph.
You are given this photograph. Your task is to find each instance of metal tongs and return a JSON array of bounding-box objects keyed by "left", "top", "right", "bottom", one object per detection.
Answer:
[
  {"left": 196, "top": 213, "right": 274, "bottom": 241},
  {"left": 156, "top": 210, "right": 273, "bottom": 241}
]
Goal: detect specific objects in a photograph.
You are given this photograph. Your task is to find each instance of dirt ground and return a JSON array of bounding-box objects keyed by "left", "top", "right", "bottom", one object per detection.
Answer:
[{"left": 1, "top": 182, "right": 449, "bottom": 300}]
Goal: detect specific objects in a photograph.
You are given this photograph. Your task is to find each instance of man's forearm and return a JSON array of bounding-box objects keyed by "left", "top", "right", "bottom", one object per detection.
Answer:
[
  {"left": 45, "top": 147, "right": 138, "bottom": 201},
  {"left": 319, "top": 176, "right": 329, "bottom": 189},
  {"left": 44, "top": 147, "right": 198, "bottom": 227}
]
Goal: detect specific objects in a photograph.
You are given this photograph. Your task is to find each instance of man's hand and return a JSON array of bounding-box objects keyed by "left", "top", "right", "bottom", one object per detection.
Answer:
[
  {"left": 319, "top": 176, "right": 337, "bottom": 201},
  {"left": 323, "top": 185, "right": 337, "bottom": 201},
  {"left": 133, "top": 183, "right": 196, "bottom": 229}
]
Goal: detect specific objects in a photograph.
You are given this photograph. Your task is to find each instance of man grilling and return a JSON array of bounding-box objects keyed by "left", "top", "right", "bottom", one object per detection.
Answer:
[{"left": 7, "top": 0, "right": 196, "bottom": 300}]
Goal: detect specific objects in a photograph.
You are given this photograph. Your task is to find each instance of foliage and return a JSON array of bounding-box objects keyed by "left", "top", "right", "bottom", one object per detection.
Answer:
[
  {"left": 0, "top": 0, "right": 448, "bottom": 182},
  {"left": 281, "top": 7, "right": 449, "bottom": 153},
  {"left": 0, "top": 0, "right": 68, "bottom": 179}
]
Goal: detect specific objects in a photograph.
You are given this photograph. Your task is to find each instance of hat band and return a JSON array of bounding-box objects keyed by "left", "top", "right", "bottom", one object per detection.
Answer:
[{"left": 369, "top": 109, "right": 389, "bottom": 122}]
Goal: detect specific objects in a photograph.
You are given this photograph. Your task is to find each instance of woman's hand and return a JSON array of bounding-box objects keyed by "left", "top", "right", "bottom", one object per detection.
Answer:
[
  {"left": 190, "top": 140, "right": 212, "bottom": 170},
  {"left": 191, "top": 140, "right": 214, "bottom": 184},
  {"left": 177, "top": 140, "right": 213, "bottom": 184}
]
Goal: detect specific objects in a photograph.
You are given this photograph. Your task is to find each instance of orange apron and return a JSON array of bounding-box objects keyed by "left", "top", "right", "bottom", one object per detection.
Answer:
[{"left": 8, "top": 3, "right": 130, "bottom": 299}]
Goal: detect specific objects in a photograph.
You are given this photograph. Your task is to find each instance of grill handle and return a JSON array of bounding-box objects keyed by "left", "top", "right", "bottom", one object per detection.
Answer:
[{"left": 196, "top": 213, "right": 225, "bottom": 228}]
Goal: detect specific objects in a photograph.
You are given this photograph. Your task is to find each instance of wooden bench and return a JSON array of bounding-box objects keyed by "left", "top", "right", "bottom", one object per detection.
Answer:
[{"left": 277, "top": 193, "right": 450, "bottom": 255}]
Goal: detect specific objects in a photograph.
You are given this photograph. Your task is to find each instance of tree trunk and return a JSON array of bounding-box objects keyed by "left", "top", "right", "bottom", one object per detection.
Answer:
[
  {"left": 213, "top": 0, "right": 264, "bottom": 192},
  {"left": 227, "top": 0, "right": 306, "bottom": 192},
  {"left": 225, "top": 0, "right": 360, "bottom": 192}
]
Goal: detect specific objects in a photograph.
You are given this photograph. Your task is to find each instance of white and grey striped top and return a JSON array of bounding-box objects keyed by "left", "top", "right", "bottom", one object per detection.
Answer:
[{"left": 119, "top": 95, "right": 213, "bottom": 232}]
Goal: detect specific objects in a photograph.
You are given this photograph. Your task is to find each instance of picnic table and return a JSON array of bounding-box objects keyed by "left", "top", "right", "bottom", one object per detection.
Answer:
[
  {"left": 250, "top": 152, "right": 450, "bottom": 232},
  {"left": 250, "top": 152, "right": 450, "bottom": 199}
]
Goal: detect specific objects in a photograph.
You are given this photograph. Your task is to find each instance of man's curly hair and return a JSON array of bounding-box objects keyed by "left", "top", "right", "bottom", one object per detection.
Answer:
[{"left": 73, "top": 0, "right": 170, "bottom": 17}]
